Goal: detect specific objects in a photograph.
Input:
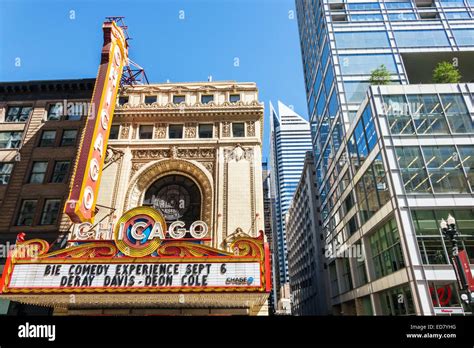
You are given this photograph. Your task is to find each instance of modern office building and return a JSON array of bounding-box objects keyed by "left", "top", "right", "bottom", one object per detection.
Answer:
[
  {"left": 286, "top": 151, "right": 330, "bottom": 315},
  {"left": 269, "top": 101, "right": 312, "bottom": 307},
  {"left": 262, "top": 161, "right": 276, "bottom": 314},
  {"left": 0, "top": 79, "right": 272, "bottom": 316},
  {"left": 296, "top": 0, "right": 474, "bottom": 315}
]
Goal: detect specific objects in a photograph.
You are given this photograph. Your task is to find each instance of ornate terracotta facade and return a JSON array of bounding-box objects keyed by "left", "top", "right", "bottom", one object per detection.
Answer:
[{"left": 83, "top": 81, "right": 265, "bottom": 250}]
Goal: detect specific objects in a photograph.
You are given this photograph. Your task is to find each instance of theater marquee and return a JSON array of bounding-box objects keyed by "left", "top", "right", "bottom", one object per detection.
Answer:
[{"left": 0, "top": 208, "right": 271, "bottom": 295}]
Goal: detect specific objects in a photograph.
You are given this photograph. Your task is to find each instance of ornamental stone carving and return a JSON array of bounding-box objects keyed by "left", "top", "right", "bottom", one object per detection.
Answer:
[
  {"left": 185, "top": 123, "right": 197, "bottom": 138},
  {"left": 170, "top": 146, "right": 178, "bottom": 159},
  {"left": 131, "top": 147, "right": 215, "bottom": 160},
  {"left": 202, "top": 162, "right": 214, "bottom": 174},
  {"left": 154, "top": 123, "right": 167, "bottom": 139},
  {"left": 130, "top": 162, "right": 147, "bottom": 178},
  {"left": 222, "top": 122, "right": 231, "bottom": 137},
  {"left": 120, "top": 123, "right": 130, "bottom": 139},
  {"left": 247, "top": 121, "right": 256, "bottom": 137},
  {"left": 132, "top": 149, "right": 170, "bottom": 159},
  {"left": 224, "top": 145, "right": 253, "bottom": 162}
]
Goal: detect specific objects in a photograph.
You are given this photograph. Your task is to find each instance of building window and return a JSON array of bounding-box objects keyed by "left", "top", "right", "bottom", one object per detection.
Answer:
[
  {"left": 347, "top": 106, "right": 377, "bottom": 173},
  {"left": 144, "top": 96, "right": 157, "bottom": 104},
  {"left": 340, "top": 258, "right": 353, "bottom": 293},
  {"left": 48, "top": 101, "right": 86, "bottom": 120},
  {"left": 51, "top": 161, "right": 70, "bottom": 183},
  {"left": 198, "top": 124, "right": 213, "bottom": 138},
  {"left": 139, "top": 125, "right": 153, "bottom": 139},
  {"left": 340, "top": 54, "right": 397, "bottom": 75},
  {"left": 230, "top": 94, "right": 240, "bottom": 103},
  {"left": 47, "top": 104, "right": 62, "bottom": 121},
  {"left": 329, "top": 263, "right": 339, "bottom": 297},
  {"left": 0, "top": 163, "right": 14, "bottom": 185},
  {"left": 452, "top": 29, "right": 474, "bottom": 46},
  {"left": 29, "top": 161, "right": 48, "bottom": 184},
  {"left": 429, "top": 282, "right": 462, "bottom": 308},
  {"left": 6, "top": 106, "right": 32, "bottom": 122},
  {"left": 16, "top": 199, "right": 37, "bottom": 226},
  {"left": 350, "top": 14, "right": 384, "bottom": 21},
  {"left": 394, "top": 30, "right": 449, "bottom": 47},
  {"left": 369, "top": 219, "right": 405, "bottom": 279},
  {"left": 66, "top": 113, "right": 82, "bottom": 121},
  {"left": 39, "top": 130, "right": 56, "bottom": 147},
  {"left": 355, "top": 245, "right": 368, "bottom": 287},
  {"left": 356, "top": 153, "right": 390, "bottom": 225},
  {"left": 445, "top": 11, "right": 471, "bottom": 19},
  {"left": 40, "top": 199, "right": 61, "bottom": 225},
  {"left": 382, "top": 95, "right": 415, "bottom": 135},
  {"left": 412, "top": 210, "right": 449, "bottom": 265},
  {"left": 118, "top": 96, "right": 128, "bottom": 106},
  {"left": 388, "top": 13, "right": 417, "bottom": 21},
  {"left": 109, "top": 125, "right": 120, "bottom": 139},
  {"left": 232, "top": 123, "right": 245, "bottom": 137},
  {"left": 439, "top": 94, "right": 473, "bottom": 133},
  {"left": 395, "top": 146, "right": 432, "bottom": 193},
  {"left": 201, "top": 95, "right": 214, "bottom": 104},
  {"left": 60, "top": 130, "right": 78, "bottom": 146},
  {"left": 422, "top": 146, "right": 469, "bottom": 193},
  {"left": 439, "top": 0, "right": 466, "bottom": 7},
  {"left": 173, "top": 95, "right": 185, "bottom": 104},
  {"left": 343, "top": 192, "right": 354, "bottom": 214},
  {"left": 459, "top": 146, "right": 474, "bottom": 189},
  {"left": 169, "top": 124, "right": 183, "bottom": 139},
  {"left": 385, "top": 1, "right": 413, "bottom": 9},
  {"left": 379, "top": 285, "right": 415, "bottom": 315},
  {"left": 407, "top": 94, "right": 449, "bottom": 134},
  {"left": 347, "top": 215, "right": 359, "bottom": 235},
  {"left": 347, "top": 2, "right": 380, "bottom": 10},
  {"left": 0, "top": 131, "right": 22, "bottom": 149},
  {"left": 344, "top": 81, "right": 371, "bottom": 104},
  {"left": 413, "top": 209, "right": 474, "bottom": 264},
  {"left": 335, "top": 31, "right": 390, "bottom": 49}
]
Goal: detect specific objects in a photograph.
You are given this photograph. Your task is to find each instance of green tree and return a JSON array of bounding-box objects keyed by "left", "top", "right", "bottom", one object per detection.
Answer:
[
  {"left": 369, "top": 65, "right": 391, "bottom": 85},
  {"left": 432, "top": 61, "right": 461, "bottom": 83}
]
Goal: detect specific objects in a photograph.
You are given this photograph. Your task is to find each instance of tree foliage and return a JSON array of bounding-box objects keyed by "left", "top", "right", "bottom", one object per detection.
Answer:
[
  {"left": 432, "top": 61, "right": 461, "bottom": 83},
  {"left": 369, "top": 65, "right": 391, "bottom": 85}
]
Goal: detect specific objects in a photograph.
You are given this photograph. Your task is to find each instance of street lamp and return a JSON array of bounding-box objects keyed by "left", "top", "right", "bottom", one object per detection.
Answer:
[
  {"left": 440, "top": 214, "right": 474, "bottom": 311},
  {"left": 440, "top": 214, "right": 458, "bottom": 255}
]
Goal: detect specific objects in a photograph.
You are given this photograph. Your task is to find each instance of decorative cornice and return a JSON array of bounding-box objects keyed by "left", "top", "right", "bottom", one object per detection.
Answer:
[
  {"left": 119, "top": 82, "right": 258, "bottom": 94},
  {"left": 116, "top": 99, "right": 263, "bottom": 112}
]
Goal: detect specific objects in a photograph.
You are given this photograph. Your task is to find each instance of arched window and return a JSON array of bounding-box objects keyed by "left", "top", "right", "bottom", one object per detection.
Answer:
[{"left": 143, "top": 174, "right": 201, "bottom": 228}]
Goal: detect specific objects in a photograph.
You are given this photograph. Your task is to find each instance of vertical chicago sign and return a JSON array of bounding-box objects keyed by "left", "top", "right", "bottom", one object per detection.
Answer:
[{"left": 65, "top": 21, "right": 128, "bottom": 223}]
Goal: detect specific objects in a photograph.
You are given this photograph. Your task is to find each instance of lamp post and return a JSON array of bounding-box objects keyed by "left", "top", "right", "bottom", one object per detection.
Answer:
[
  {"left": 440, "top": 214, "right": 474, "bottom": 311},
  {"left": 440, "top": 214, "right": 458, "bottom": 255}
]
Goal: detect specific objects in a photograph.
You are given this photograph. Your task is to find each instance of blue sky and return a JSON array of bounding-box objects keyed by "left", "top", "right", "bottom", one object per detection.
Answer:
[{"left": 0, "top": 0, "right": 308, "bottom": 158}]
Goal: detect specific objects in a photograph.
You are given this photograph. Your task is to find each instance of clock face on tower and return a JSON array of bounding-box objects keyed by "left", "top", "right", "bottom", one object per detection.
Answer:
[
  {"left": 143, "top": 174, "right": 201, "bottom": 228},
  {"left": 154, "top": 184, "right": 191, "bottom": 220}
]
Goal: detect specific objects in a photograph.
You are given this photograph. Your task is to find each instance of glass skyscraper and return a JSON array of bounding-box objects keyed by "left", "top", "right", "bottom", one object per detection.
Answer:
[
  {"left": 296, "top": 0, "right": 474, "bottom": 315},
  {"left": 269, "top": 101, "right": 312, "bottom": 306}
]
